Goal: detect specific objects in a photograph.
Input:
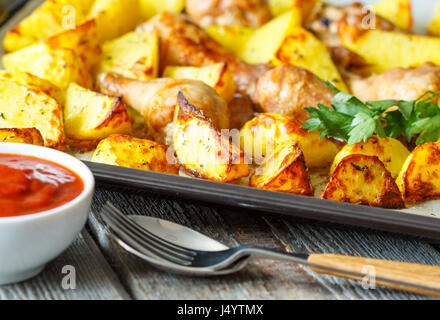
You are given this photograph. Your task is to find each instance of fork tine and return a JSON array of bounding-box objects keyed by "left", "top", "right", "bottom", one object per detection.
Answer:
[
  {"left": 101, "top": 205, "right": 194, "bottom": 266},
  {"left": 104, "top": 203, "right": 196, "bottom": 257}
]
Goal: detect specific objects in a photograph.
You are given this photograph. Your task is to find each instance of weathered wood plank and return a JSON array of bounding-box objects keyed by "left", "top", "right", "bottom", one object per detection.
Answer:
[
  {"left": 90, "top": 188, "right": 335, "bottom": 300},
  {"left": 90, "top": 187, "right": 440, "bottom": 300},
  {"left": 0, "top": 230, "right": 130, "bottom": 300}
]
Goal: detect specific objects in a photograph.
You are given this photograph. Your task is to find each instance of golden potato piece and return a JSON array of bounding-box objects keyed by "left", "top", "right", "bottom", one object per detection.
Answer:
[
  {"left": 274, "top": 26, "right": 348, "bottom": 91},
  {"left": 173, "top": 92, "right": 249, "bottom": 182},
  {"left": 240, "top": 113, "right": 341, "bottom": 168},
  {"left": 88, "top": 0, "right": 142, "bottom": 42},
  {"left": 250, "top": 142, "right": 313, "bottom": 195},
  {"left": 330, "top": 136, "right": 410, "bottom": 179},
  {"left": 428, "top": 1, "right": 440, "bottom": 36},
  {"left": 268, "top": 0, "right": 319, "bottom": 21},
  {"left": 374, "top": 0, "right": 412, "bottom": 31},
  {"left": 98, "top": 31, "right": 159, "bottom": 81},
  {"left": 240, "top": 10, "right": 301, "bottom": 64},
  {"left": 92, "top": 134, "right": 179, "bottom": 175},
  {"left": 139, "top": 0, "right": 185, "bottom": 19},
  {"left": 322, "top": 154, "right": 404, "bottom": 209},
  {"left": 163, "top": 63, "right": 236, "bottom": 103},
  {"left": 204, "top": 25, "right": 255, "bottom": 59},
  {"left": 63, "top": 83, "right": 132, "bottom": 141},
  {"left": 45, "top": 19, "right": 101, "bottom": 70},
  {"left": 3, "top": 43, "right": 92, "bottom": 90},
  {"left": 339, "top": 24, "right": 440, "bottom": 73},
  {"left": 2, "top": 0, "right": 94, "bottom": 52},
  {"left": 0, "top": 70, "right": 63, "bottom": 105},
  {"left": 396, "top": 141, "right": 440, "bottom": 203},
  {"left": 0, "top": 128, "right": 44, "bottom": 146},
  {"left": 0, "top": 79, "right": 65, "bottom": 149}
]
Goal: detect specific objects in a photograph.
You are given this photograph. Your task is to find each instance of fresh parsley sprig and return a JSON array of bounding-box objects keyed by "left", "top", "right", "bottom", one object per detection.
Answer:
[{"left": 302, "top": 82, "right": 440, "bottom": 146}]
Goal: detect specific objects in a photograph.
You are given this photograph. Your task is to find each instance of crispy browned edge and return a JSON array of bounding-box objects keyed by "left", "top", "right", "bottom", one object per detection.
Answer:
[
  {"left": 175, "top": 91, "right": 245, "bottom": 182},
  {"left": 250, "top": 142, "right": 313, "bottom": 196},
  {"left": 321, "top": 154, "right": 405, "bottom": 209}
]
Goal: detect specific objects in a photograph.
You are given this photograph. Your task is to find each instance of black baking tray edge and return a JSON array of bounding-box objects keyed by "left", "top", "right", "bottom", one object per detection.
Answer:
[{"left": 85, "top": 161, "right": 440, "bottom": 240}]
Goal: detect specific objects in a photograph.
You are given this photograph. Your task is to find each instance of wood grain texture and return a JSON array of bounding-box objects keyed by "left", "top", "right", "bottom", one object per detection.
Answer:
[
  {"left": 308, "top": 254, "right": 440, "bottom": 297},
  {"left": 90, "top": 187, "right": 440, "bottom": 300},
  {"left": 0, "top": 230, "right": 130, "bottom": 300}
]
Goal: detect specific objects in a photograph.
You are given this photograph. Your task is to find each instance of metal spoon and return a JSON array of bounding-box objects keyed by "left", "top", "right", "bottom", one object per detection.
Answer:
[{"left": 112, "top": 215, "right": 251, "bottom": 276}]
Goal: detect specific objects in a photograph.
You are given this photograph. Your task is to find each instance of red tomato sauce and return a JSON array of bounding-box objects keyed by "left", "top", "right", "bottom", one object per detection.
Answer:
[{"left": 0, "top": 154, "right": 84, "bottom": 218}]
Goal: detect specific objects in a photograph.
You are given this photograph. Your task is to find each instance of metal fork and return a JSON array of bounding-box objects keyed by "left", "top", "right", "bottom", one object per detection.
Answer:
[{"left": 100, "top": 202, "right": 440, "bottom": 297}]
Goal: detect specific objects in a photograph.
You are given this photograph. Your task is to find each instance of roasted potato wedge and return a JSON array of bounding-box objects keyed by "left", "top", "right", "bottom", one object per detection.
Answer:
[
  {"left": 173, "top": 92, "right": 250, "bottom": 182},
  {"left": 0, "top": 70, "right": 63, "bottom": 105},
  {"left": 330, "top": 136, "right": 410, "bottom": 179},
  {"left": 88, "top": 0, "right": 142, "bottom": 42},
  {"left": 45, "top": 19, "right": 101, "bottom": 70},
  {"left": 204, "top": 25, "right": 255, "bottom": 59},
  {"left": 98, "top": 31, "right": 159, "bottom": 81},
  {"left": 240, "top": 10, "right": 302, "bottom": 64},
  {"left": 0, "top": 128, "right": 44, "bottom": 146},
  {"left": 0, "top": 79, "right": 65, "bottom": 149},
  {"left": 322, "top": 154, "right": 404, "bottom": 209},
  {"left": 339, "top": 24, "right": 440, "bottom": 73},
  {"left": 3, "top": 43, "right": 92, "bottom": 90},
  {"left": 374, "top": 0, "right": 412, "bottom": 31},
  {"left": 2, "top": 0, "right": 94, "bottom": 52},
  {"left": 274, "top": 26, "right": 348, "bottom": 91},
  {"left": 63, "top": 83, "right": 132, "bottom": 141},
  {"left": 396, "top": 141, "right": 440, "bottom": 203},
  {"left": 92, "top": 134, "right": 179, "bottom": 174},
  {"left": 268, "top": 0, "right": 319, "bottom": 21},
  {"left": 250, "top": 142, "right": 313, "bottom": 195},
  {"left": 163, "top": 63, "right": 236, "bottom": 103},
  {"left": 240, "top": 113, "right": 341, "bottom": 168},
  {"left": 139, "top": 0, "right": 185, "bottom": 20},
  {"left": 428, "top": 1, "right": 440, "bottom": 36}
]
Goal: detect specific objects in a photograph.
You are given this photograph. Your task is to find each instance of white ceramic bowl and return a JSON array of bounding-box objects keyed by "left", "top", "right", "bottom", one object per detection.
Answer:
[{"left": 0, "top": 143, "right": 95, "bottom": 285}]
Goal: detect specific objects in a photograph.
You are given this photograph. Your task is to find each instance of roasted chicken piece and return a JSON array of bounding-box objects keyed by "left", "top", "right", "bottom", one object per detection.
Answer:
[
  {"left": 137, "top": 12, "right": 270, "bottom": 95},
  {"left": 252, "top": 65, "right": 334, "bottom": 124},
  {"left": 348, "top": 62, "right": 440, "bottom": 102},
  {"left": 98, "top": 73, "right": 230, "bottom": 145},
  {"left": 307, "top": 2, "right": 398, "bottom": 48},
  {"left": 185, "top": 0, "right": 272, "bottom": 28},
  {"left": 228, "top": 93, "right": 255, "bottom": 129},
  {"left": 306, "top": 2, "right": 398, "bottom": 76}
]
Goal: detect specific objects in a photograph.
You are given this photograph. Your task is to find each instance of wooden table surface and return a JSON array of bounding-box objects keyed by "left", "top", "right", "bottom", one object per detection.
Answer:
[{"left": 1, "top": 186, "right": 440, "bottom": 300}]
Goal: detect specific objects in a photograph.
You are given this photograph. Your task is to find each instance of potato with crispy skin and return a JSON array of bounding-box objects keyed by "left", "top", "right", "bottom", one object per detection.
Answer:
[
  {"left": 396, "top": 141, "right": 440, "bottom": 203},
  {"left": 3, "top": 43, "right": 92, "bottom": 90},
  {"left": 2, "top": 0, "right": 94, "bottom": 52},
  {"left": 0, "top": 70, "right": 63, "bottom": 105},
  {"left": 322, "top": 154, "right": 404, "bottom": 209},
  {"left": 92, "top": 134, "right": 179, "bottom": 175},
  {"left": 45, "top": 19, "right": 101, "bottom": 70},
  {"left": 240, "top": 113, "right": 341, "bottom": 168},
  {"left": 428, "top": 1, "right": 440, "bottom": 36},
  {"left": 173, "top": 92, "right": 249, "bottom": 182},
  {"left": 0, "top": 128, "right": 44, "bottom": 146},
  {"left": 163, "top": 63, "right": 236, "bottom": 103},
  {"left": 98, "top": 32, "right": 159, "bottom": 81},
  {"left": 274, "top": 26, "right": 348, "bottom": 92},
  {"left": 250, "top": 142, "right": 313, "bottom": 195},
  {"left": 339, "top": 23, "right": 440, "bottom": 73},
  {"left": 0, "top": 79, "right": 65, "bottom": 150},
  {"left": 330, "top": 136, "right": 410, "bottom": 179},
  {"left": 204, "top": 25, "right": 255, "bottom": 58},
  {"left": 63, "top": 83, "right": 132, "bottom": 142}
]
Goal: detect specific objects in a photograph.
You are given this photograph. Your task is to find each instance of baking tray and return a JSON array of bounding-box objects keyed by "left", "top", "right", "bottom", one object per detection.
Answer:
[{"left": 3, "top": 0, "right": 440, "bottom": 240}]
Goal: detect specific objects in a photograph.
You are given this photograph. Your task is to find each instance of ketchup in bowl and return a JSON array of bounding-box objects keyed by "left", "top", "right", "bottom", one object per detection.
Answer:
[{"left": 0, "top": 154, "right": 84, "bottom": 217}]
